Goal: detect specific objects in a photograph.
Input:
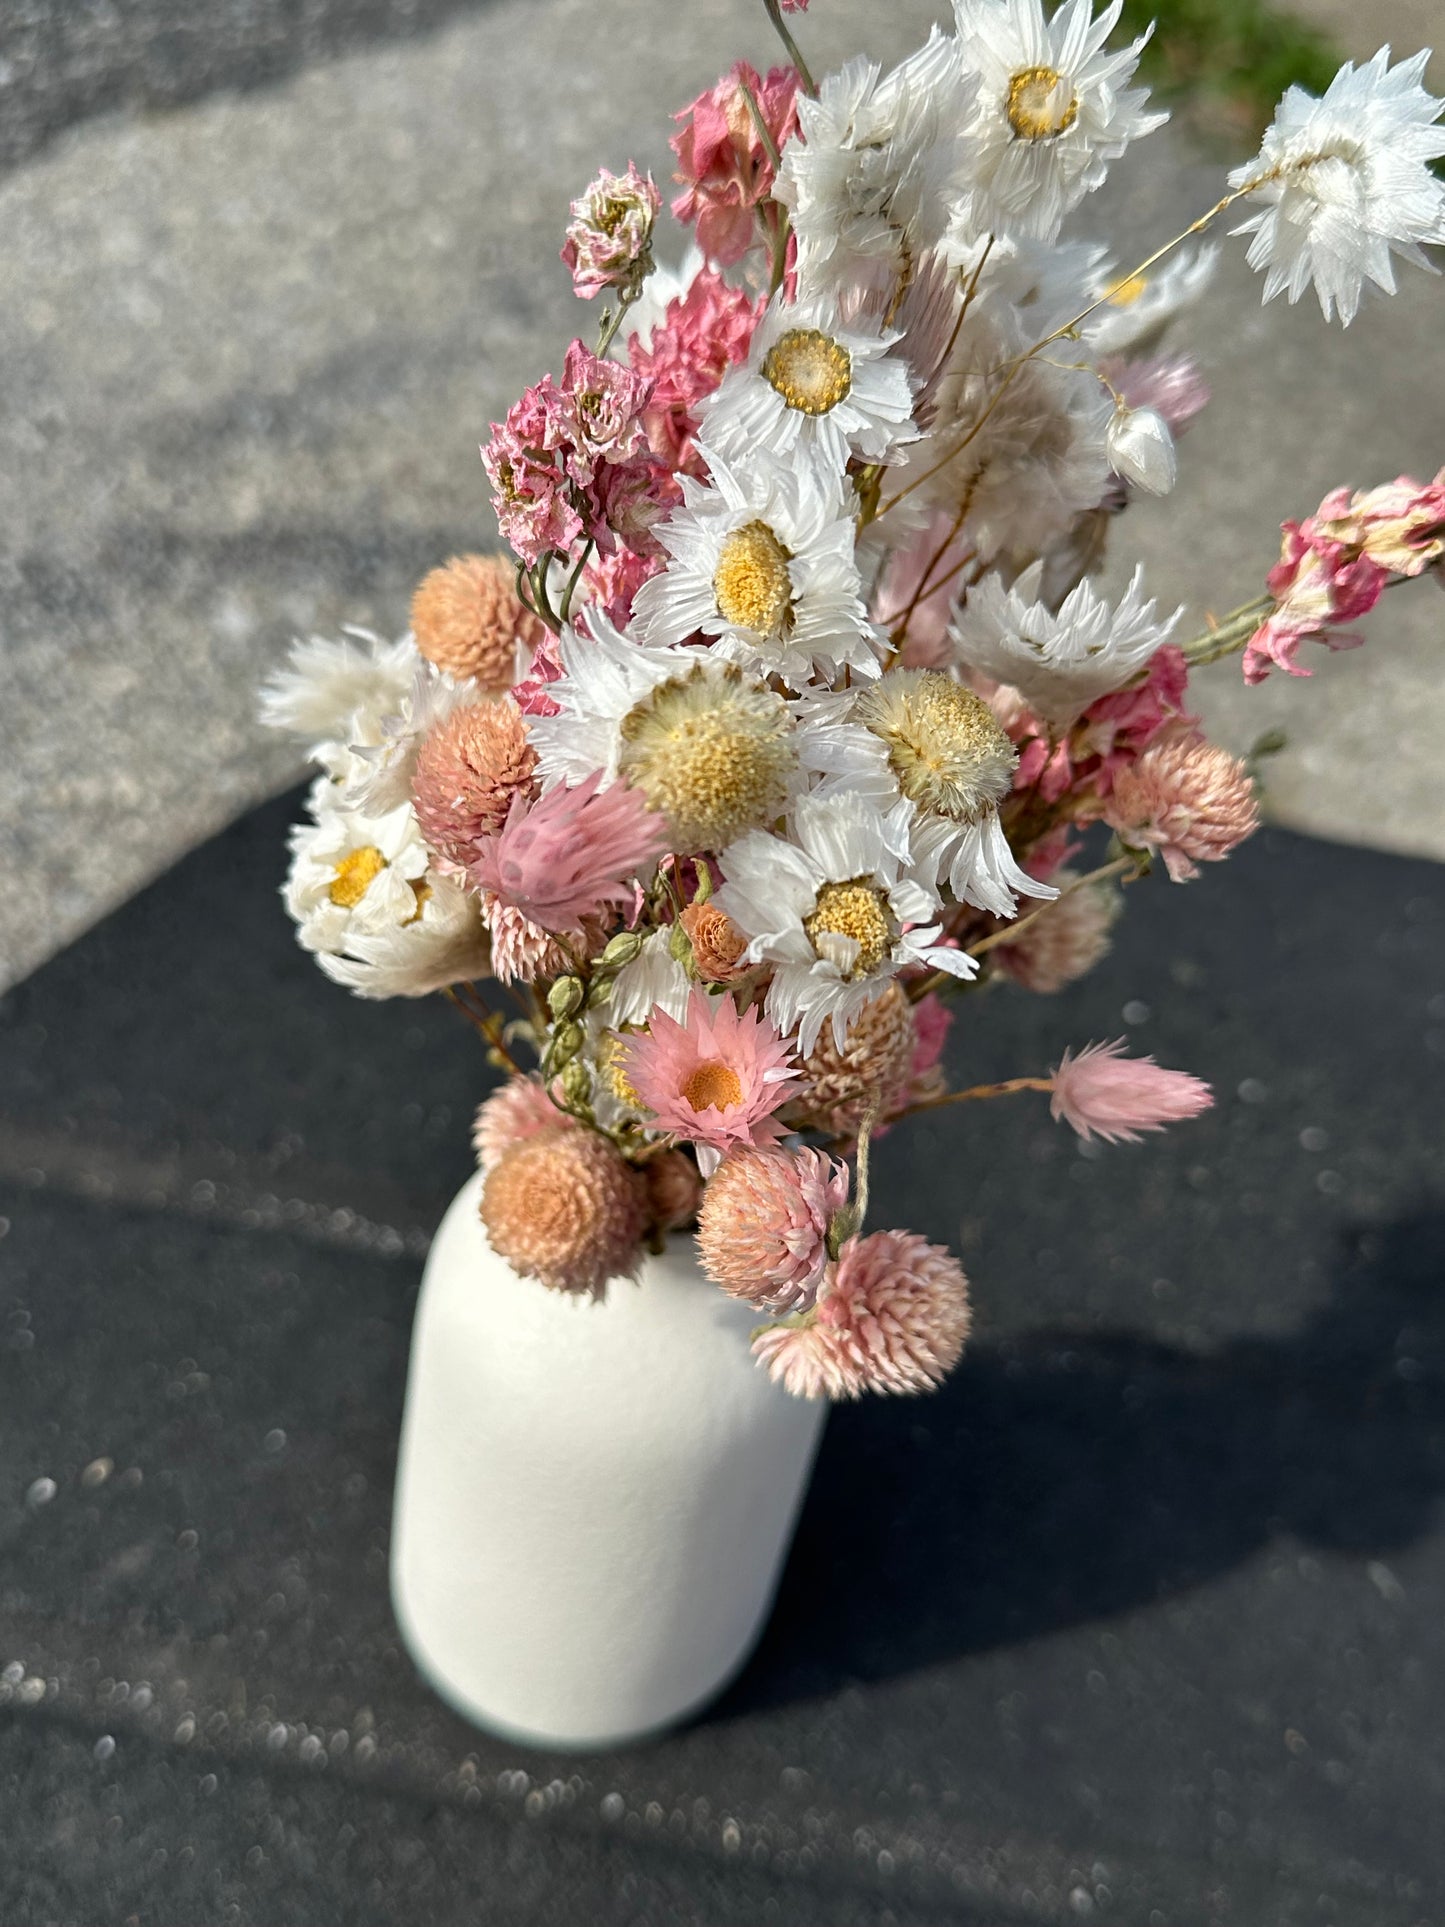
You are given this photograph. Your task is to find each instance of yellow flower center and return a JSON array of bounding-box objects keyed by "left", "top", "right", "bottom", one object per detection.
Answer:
[
  {"left": 404, "top": 879, "right": 432, "bottom": 925},
  {"left": 761, "top": 328, "right": 853, "bottom": 417},
  {"left": 598, "top": 1029, "right": 643, "bottom": 1109},
  {"left": 854, "top": 670, "right": 1018, "bottom": 823},
  {"left": 1005, "top": 66, "right": 1079, "bottom": 141},
  {"left": 713, "top": 520, "right": 794, "bottom": 635},
  {"left": 805, "top": 880, "right": 894, "bottom": 978},
  {"left": 619, "top": 665, "right": 795, "bottom": 853},
  {"left": 329, "top": 844, "right": 387, "bottom": 908},
  {"left": 1107, "top": 272, "right": 1148, "bottom": 307},
  {"left": 681, "top": 1060, "right": 744, "bottom": 1113}
]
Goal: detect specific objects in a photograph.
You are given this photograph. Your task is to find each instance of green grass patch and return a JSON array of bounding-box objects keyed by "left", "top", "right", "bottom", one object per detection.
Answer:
[{"left": 1122, "top": 0, "right": 1342, "bottom": 132}]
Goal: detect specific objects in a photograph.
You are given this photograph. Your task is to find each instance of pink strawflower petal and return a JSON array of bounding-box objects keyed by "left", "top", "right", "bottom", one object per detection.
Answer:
[
  {"left": 468, "top": 773, "right": 668, "bottom": 935},
  {"left": 697, "top": 1146, "right": 849, "bottom": 1313},
  {"left": 752, "top": 1229, "right": 972, "bottom": 1400},
  {"left": 618, "top": 989, "right": 799, "bottom": 1173},
  {"left": 1049, "top": 1039, "right": 1212, "bottom": 1144}
]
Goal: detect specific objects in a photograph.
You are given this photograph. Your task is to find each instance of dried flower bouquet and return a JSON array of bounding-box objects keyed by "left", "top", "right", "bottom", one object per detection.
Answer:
[{"left": 264, "top": 0, "right": 1445, "bottom": 1401}]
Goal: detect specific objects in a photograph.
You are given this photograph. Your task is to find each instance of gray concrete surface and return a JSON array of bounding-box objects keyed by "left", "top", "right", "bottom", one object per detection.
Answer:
[{"left": 1, "top": 0, "right": 1442, "bottom": 993}]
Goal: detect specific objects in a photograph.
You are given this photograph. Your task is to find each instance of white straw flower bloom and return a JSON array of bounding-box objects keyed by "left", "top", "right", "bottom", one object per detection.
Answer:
[
  {"left": 951, "top": 0, "right": 1166, "bottom": 242},
  {"left": 1227, "top": 47, "right": 1445, "bottom": 325},
  {"left": 951, "top": 561, "right": 1181, "bottom": 726},
  {"left": 715, "top": 792, "right": 974, "bottom": 1056},
  {"left": 776, "top": 30, "right": 978, "bottom": 306},
  {"left": 1083, "top": 244, "right": 1219, "bottom": 354},
  {"left": 700, "top": 294, "right": 916, "bottom": 472},
  {"left": 283, "top": 798, "right": 488, "bottom": 997},
  {"left": 631, "top": 450, "right": 881, "bottom": 684},
  {"left": 259, "top": 627, "right": 418, "bottom": 752}
]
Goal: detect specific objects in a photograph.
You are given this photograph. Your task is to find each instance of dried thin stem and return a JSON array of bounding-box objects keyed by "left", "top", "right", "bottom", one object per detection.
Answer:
[
  {"left": 762, "top": 0, "right": 815, "bottom": 95},
  {"left": 901, "top": 1075, "right": 1051, "bottom": 1121}
]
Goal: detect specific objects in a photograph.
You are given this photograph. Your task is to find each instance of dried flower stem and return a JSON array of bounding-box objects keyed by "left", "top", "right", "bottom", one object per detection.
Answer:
[
  {"left": 762, "top": 0, "right": 815, "bottom": 95},
  {"left": 445, "top": 983, "right": 529, "bottom": 1077},
  {"left": 901, "top": 1075, "right": 1051, "bottom": 1120}
]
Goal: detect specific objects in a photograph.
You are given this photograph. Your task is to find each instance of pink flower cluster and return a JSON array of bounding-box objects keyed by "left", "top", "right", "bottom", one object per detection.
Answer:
[
  {"left": 671, "top": 62, "right": 800, "bottom": 265},
  {"left": 630, "top": 268, "right": 764, "bottom": 473},
  {"left": 481, "top": 341, "right": 669, "bottom": 567},
  {"left": 1245, "top": 470, "right": 1445, "bottom": 682},
  {"left": 561, "top": 162, "right": 660, "bottom": 301}
]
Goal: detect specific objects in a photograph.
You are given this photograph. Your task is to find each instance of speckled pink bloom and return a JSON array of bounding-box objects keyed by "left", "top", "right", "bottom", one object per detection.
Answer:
[
  {"left": 469, "top": 773, "right": 668, "bottom": 934},
  {"left": 1049, "top": 1040, "right": 1212, "bottom": 1144},
  {"left": 618, "top": 990, "right": 799, "bottom": 1176},
  {"left": 671, "top": 62, "right": 800, "bottom": 265},
  {"left": 561, "top": 162, "right": 660, "bottom": 301},
  {"left": 1105, "top": 729, "right": 1260, "bottom": 881},
  {"left": 753, "top": 1230, "right": 972, "bottom": 1400},
  {"left": 473, "top": 1076, "right": 572, "bottom": 1170},
  {"left": 410, "top": 698, "right": 539, "bottom": 874},
  {"left": 696, "top": 1146, "right": 849, "bottom": 1313}
]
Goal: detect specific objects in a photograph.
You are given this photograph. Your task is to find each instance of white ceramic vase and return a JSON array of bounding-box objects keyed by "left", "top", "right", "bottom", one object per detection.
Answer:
[{"left": 390, "top": 1170, "right": 828, "bottom": 1750}]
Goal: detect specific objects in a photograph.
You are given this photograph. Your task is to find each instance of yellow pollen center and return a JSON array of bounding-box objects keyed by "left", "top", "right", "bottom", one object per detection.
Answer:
[
  {"left": 681, "top": 1060, "right": 744, "bottom": 1113},
  {"left": 713, "top": 520, "right": 794, "bottom": 635},
  {"left": 805, "top": 880, "right": 893, "bottom": 978},
  {"left": 329, "top": 844, "right": 387, "bottom": 908},
  {"left": 598, "top": 1029, "right": 643, "bottom": 1109},
  {"left": 761, "top": 328, "right": 853, "bottom": 416},
  {"left": 619, "top": 667, "right": 795, "bottom": 853},
  {"left": 858, "top": 673, "right": 1017, "bottom": 823},
  {"left": 1006, "top": 66, "right": 1079, "bottom": 141},
  {"left": 1108, "top": 272, "right": 1148, "bottom": 307}
]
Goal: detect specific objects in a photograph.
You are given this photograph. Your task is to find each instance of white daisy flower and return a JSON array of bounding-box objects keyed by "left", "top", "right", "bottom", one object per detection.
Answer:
[
  {"left": 715, "top": 791, "right": 974, "bottom": 1057},
  {"left": 630, "top": 450, "right": 882, "bottom": 685},
  {"left": 699, "top": 294, "right": 916, "bottom": 473},
  {"left": 951, "top": 561, "right": 1181, "bottom": 727},
  {"left": 528, "top": 614, "right": 801, "bottom": 853},
  {"left": 1227, "top": 47, "right": 1445, "bottom": 326},
  {"left": 259, "top": 627, "right": 418, "bottom": 751},
  {"left": 776, "top": 30, "right": 978, "bottom": 307},
  {"left": 1083, "top": 244, "right": 1219, "bottom": 355},
  {"left": 284, "top": 798, "right": 488, "bottom": 998},
  {"left": 952, "top": 0, "right": 1167, "bottom": 242},
  {"left": 344, "top": 658, "right": 471, "bottom": 814}
]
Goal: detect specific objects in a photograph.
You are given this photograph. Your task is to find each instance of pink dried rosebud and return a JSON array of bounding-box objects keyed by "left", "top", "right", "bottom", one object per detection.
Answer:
[
  {"left": 1049, "top": 1039, "right": 1212, "bottom": 1145},
  {"left": 671, "top": 62, "right": 800, "bottom": 265},
  {"left": 680, "top": 901, "right": 752, "bottom": 983},
  {"left": 561, "top": 162, "right": 660, "bottom": 301},
  {"left": 1106, "top": 730, "right": 1260, "bottom": 881},
  {"left": 643, "top": 1148, "right": 704, "bottom": 1235},
  {"left": 480, "top": 1125, "right": 647, "bottom": 1299},
  {"left": 468, "top": 772, "right": 668, "bottom": 935},
  {"left": 992, "top": 870, "right": 1122, "bottom": 994},
  {"left": 411, "top": 554, "right": 545, "bottom": 690},
  {"left": 697, "top": 1146, "right": 849, "bottom": 1314},
  {"left": 473, "top": 1076, "right": 572, "bottom": 1170},
  {"left": 753, "top": 1230, "right": 972, "bottom": 1400},
  {"left": 618, "top": 989, "right": 798, "bottom": 1176},
  {"left": 411, "top": 698, "right": 539, "bottom": 874}
]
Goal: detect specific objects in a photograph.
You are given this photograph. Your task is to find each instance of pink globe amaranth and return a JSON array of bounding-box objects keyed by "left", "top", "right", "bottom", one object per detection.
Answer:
[
  {"left": 752, "top": 1229, "right": 972, "bottom": 1399},
  {"left": 1105, "top": 729, "right": 1259, "bottom": 882},
  {"left": 480, "top": 1126, "right": 648, "bottom": 1300},
  {"left": 410, "top": 698, "right": 538, "bottom": 875},
  {"left": 473, "top": 1076, "right": 573, "bottom": 1171},
  {"left": 696, "top": 1147, "right": 849, "bottom": 1314}
]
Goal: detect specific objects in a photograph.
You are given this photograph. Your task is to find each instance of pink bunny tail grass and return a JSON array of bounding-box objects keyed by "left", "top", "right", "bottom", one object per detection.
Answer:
[
  {"left": 752, "top": 1230, "right": 972, "bottom": 1399},
  {"left": 1049, "top": 1039, "right": 1212, "bottom": 1144}
]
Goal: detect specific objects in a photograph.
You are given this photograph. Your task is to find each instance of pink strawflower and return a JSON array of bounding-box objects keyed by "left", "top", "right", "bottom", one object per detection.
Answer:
[
  {"left": 696, "top": 1146, "right": 849, "bottom": 1313},
  {"left": 469, "top": 773, "right": 668, "bottom": 934},
  {"left": 410, "top": 698, "right": 539, "bottom": 874},
  {"left": 629, "top": 267, "right": 763, "bottom": 472},
  {"left": 753, "top": 1230, "right": 972, "bottom": 1400},
  {"left": 1105, "top": 728, "right": 1260, "bottom": 881},
  {"left": 1049, "top": 1039, "right": 1212, "bottom": 1144},
  {"left": 671, "top": 62, "right": 800, "bottom": 265},
  {"left": 1100, "top": 353, "right": 1211, "bottom": 436},
  {"left": 617, "top": 989, "right": 799, "bottom": 1176},
  {"left": 473, "top": 1075, "right": 572, "bottom": 1170},
  {"left": 561, "top": 163, "right": 660, "bottom": 301}
]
